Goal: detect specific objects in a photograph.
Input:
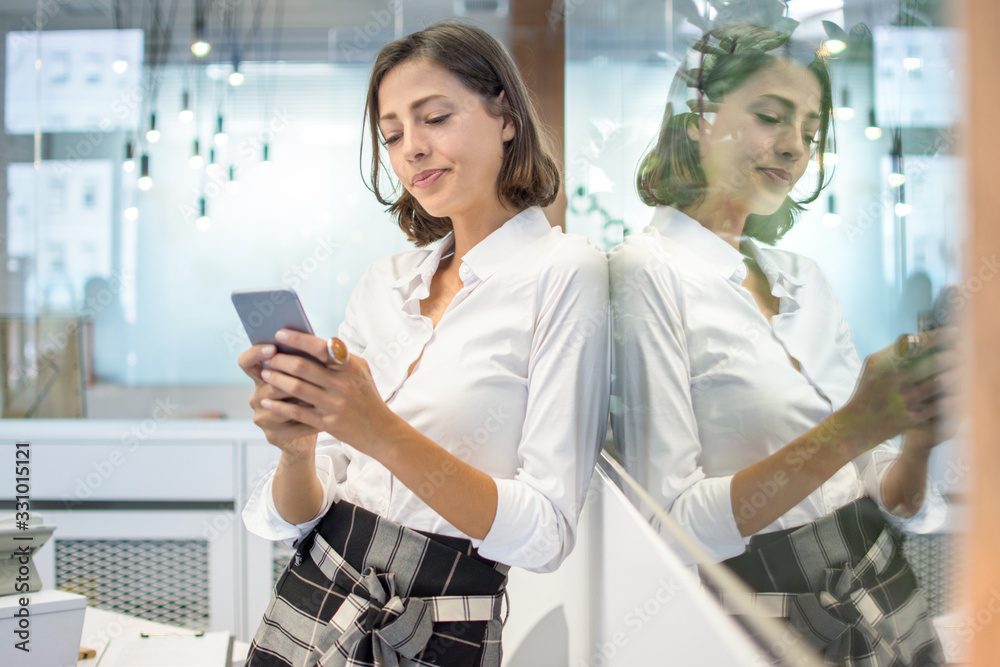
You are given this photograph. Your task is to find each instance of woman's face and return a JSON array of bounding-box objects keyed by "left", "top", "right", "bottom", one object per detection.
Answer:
[
  {"left": 695, "top": 59, "right": 823, "bottom": 217},
  {"left": 376, "top": 58, "right": 515, "bottom": 223}
]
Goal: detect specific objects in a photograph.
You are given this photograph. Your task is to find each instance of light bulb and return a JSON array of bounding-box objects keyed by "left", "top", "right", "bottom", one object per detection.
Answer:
[
  {"left": 145, "top": 113, "right": 159, "bottom": 143},
  {"left": 192, "top": 40, "right": 211, "bottom": 57},
  {"left": 228, "top": 70, "right": 244, "bottom": 86},
  {"left": 137, "top": 154, "right": 152, "bottom": 190},
  {"left": 112, "top": 60, "right": 128, "bottom": 74},
  {"left": 124, "top": 206, "right": 139, "bottom": 220},
  {"left": 189, "top": 140, "right": 203, "bottom": 169},
  {"left": 196, "top": 198, "right": 210, "bottom": 230},
  {"left": 835, "top": 107, "right": 855, "bottom": 121},
  {"left": 179, "top": 91, "right": 193, "bottom": 123},
  {"left": 888, "top": 173, "right": 906, "bottom": 187},
  {"left": 123, "top": 141, "right": 135, "bottom": 172},
  {"left": 823, "top": 213, "right": 841, "bottom": 228},
  {"left": 214, "top": 115, "right": 228, "bottom": 146},
  {"left": 226, "top": 165, "right": 239, "bottom": 193},
  {"left": 865, "top": 126, "right": 882, "bottom": 140},
  {"left": 895, "top": 202, "right": 912, "bottom": 217},
  {"left": 824, "top": 39, "right": 846, "bottom": 55}
]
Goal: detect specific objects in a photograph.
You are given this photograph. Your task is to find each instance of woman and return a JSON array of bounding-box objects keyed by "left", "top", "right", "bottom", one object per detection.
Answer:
[
  {"left": 239, "top": 21, "right": 609, "bottom": 667},
  {"left": 610, "top": 21, "right": 951, "bottom": 666}
]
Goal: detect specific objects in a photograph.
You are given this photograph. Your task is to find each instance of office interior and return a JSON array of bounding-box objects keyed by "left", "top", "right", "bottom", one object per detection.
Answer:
[{"left": 1, "top": 0, "right": 998, "bottom": 665}]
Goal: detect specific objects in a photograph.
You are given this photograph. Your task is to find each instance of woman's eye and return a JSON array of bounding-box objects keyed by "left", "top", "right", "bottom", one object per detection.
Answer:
[
  {"left": 756, "top": 114, "right": 781, "bottom": 125},
  {"left": 382, "top": 134, "right": 401, "bottom": 147},
  {"left": 426, "top": 114, "right": 451, "bottom": 125}
]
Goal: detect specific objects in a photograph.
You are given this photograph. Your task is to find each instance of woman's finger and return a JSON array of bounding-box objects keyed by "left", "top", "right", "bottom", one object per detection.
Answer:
[
  {"left": 261, "top": 366, "right": 341, "bottom": 412},
  {"left": 261, "top": 396, "right": 326, "bottom": 431},
  {"left": 275, "top": 329, "right": 330, "bottom": 364},
  {"left": 238, "top": 344, "right": 278, "bottom": 382}
]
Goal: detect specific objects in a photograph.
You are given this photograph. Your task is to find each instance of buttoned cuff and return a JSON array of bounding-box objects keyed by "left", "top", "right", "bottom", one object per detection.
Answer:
[
  {"left": 667, "top": 474, "right": 749, "bottom": 564},
  {"left": 477, "top": 477, "right": 568, "bottom": 573}
]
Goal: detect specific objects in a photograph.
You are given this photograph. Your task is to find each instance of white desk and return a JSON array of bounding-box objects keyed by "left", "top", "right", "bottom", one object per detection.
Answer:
[{"left": 78, "top": 607, "right": 250, "bottom": 667}]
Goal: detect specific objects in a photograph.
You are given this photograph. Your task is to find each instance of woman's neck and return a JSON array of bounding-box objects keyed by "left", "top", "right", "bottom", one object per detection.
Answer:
[
  {"left": 448, "top": 200, "right": 520, "bottom": 262},
  {"left": 679, "top": 195, "right": 749, "bottom": 251}
]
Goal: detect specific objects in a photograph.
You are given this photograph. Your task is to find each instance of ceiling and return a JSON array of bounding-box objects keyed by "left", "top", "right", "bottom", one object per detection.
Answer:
[{"left": 0, "top": 0, "right": 953, "bottom": 65}]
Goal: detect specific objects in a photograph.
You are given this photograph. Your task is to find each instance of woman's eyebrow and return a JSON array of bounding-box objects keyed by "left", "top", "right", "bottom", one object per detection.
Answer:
[
  {"left": 755, "top": 94, "right": 822, "bottom": 120},
  {"left": 379, "top": 94, "right": 449, "bottom": 122}
]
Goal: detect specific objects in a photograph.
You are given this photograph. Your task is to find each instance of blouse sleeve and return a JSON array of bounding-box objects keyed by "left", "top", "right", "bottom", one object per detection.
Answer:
[
  {"left": 475, "top": 237, "right": 611, "bottom": 573},
  {"left": 609, "top": 242, "right": 748, "bottom": 563},
  {"left": 240, "top": 271, "right": 372, "bottom": 547}
]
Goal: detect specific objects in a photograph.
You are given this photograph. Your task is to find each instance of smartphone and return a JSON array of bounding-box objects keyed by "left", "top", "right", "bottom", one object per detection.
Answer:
[{"left": 231, "top": 288, "right": 316, "bottom": 359}]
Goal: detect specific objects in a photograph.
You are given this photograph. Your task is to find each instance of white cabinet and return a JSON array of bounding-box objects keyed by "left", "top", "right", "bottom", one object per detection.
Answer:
[{"left": 0, "top": 421, "right": 280, "bottom": 641}]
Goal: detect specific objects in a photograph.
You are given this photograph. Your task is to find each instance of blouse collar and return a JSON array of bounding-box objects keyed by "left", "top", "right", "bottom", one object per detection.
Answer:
[{"left": 389, "top": 206, "right": 553, "bottom": 295}]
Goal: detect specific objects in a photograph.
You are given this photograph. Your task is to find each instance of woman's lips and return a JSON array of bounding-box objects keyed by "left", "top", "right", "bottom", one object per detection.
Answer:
[
  {"left": 412, "top": 169, "right": 447, "bottom": 189},
  {"left": 758, "top": 167, "right": 792, "bottom": 187},
  {"left": 758, "top": 167, "right": 792, "bottom": 188}
]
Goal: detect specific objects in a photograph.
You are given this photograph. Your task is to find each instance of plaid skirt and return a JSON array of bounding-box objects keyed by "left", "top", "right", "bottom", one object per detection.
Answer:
[
  {"left": 720, "top": 497, "right": 944, "bottom": 667},
  {"left": 245, "top": 501, "right": 510, "bottom": 667}
]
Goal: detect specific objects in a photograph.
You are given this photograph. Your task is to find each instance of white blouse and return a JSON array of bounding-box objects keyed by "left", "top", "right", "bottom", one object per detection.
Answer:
[
  {"left": 609, "top": 206, "right": 945, "bottom": 563},
  {"left": 242, "top": 206, "right": 611, "bottom": 573}
]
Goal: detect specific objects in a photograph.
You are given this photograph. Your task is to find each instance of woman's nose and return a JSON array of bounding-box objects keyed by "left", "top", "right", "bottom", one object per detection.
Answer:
[
  {"left": 403, "top": 127, "right": 428, "bottom": 161},
  {"left": 776, "top": 125, "right": 807, "bottom": 161}
]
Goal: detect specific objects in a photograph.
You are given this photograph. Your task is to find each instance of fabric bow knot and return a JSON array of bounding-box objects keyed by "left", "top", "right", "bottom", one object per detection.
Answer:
[
  {"left": 788, "top": 562, "right": 901, "bottom": 666},
  {"left": 320, "top": 567, "right": 434, "bottom": 667}
]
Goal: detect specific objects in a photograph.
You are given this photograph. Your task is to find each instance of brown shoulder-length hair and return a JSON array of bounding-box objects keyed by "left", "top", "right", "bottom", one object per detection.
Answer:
[
  {"left": 636, "top": 23, "right": 836, "bottom": 245},
  {"left": 363, "top": 21, "right": 561, "bottom": 247}
]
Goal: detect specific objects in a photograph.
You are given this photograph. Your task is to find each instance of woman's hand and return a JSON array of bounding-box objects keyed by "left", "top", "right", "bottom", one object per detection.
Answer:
[
  {"left": 839, "top": 328, "right": 954, "bottom": 454},
  {"left": 255, "top": 329, "right": 398, "bottom": 451},
  {"left": 238, "top": 343, "right": 320, "bottom": 458}
]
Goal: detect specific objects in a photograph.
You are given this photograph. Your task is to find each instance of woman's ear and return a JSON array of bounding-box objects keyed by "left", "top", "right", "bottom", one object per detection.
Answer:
[
  {"left": 688, "top": 113, "right": 712, "bottom": 142},
  {"left": 497, "top": 90, "right": 516, "bottom": 142}
]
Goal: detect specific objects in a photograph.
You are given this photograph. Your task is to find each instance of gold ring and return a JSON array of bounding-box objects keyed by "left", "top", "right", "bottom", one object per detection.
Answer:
[
  {"left": 893, "top": 333, "right": 921, "bottom": 361},
  {"left": 326, "top": 337, "right": 348, "bottom": 365}
]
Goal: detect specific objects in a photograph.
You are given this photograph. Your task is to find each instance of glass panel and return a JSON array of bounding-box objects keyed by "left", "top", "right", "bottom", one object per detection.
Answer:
[{"left": 569, "top": 0, "right": 968, "bottom": 663}]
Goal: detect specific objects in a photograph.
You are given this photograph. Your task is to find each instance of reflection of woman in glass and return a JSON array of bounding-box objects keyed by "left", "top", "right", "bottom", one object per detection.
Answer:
[
  {"left": 611, "top": 21, "right": 950, "bottom": 664},
  {"left": 239, "top": 22, "right": 609, "bottom": 666}
]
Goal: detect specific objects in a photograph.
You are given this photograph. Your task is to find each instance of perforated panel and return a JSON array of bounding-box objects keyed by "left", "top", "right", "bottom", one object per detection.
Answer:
[
  {"left": 272, "top": 542, "right": 296, "bottom": 587},
  {"left": 56, "top": 539, "right": 210, "bottom": 631},
  {"left": 904, "top": 533, "right": 959, "bottom": 617}
]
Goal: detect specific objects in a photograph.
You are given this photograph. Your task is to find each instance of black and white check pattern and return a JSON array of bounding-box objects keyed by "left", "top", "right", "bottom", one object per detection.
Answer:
[
  {"left": 721, "top": 497, "right": 945, "bottom": 666},
  {"left": 246, "top": 502, "right": 509, "bottom": 667}
]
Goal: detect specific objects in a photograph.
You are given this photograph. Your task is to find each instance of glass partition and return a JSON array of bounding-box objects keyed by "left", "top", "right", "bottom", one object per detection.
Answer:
[
  {"left": 567, "top": 0, "right": 968, "bottom": 663},
  {"left": 0, "top": 2, "right": 508, "bottom": 417}
]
